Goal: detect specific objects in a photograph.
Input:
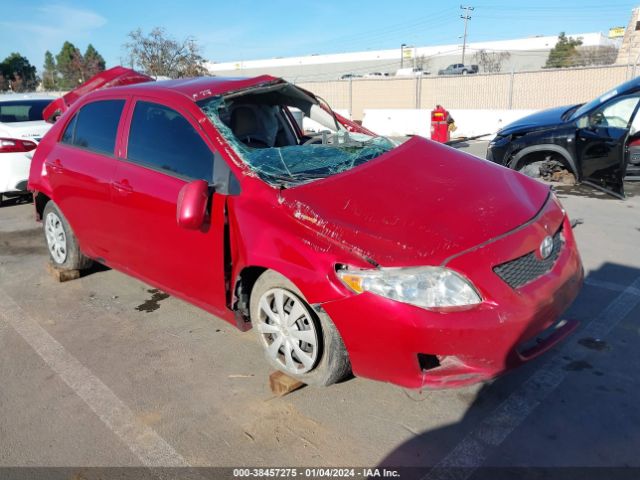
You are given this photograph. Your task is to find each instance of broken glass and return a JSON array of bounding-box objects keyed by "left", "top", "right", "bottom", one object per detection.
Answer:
[{"left": 198, "top": 95, "right": 396, "bottom": 188}]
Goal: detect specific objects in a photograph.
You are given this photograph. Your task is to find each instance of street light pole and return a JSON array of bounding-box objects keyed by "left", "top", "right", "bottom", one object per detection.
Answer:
[
  {"left": 400, "top": 43, "right": 407, "bottom": 69},
  {"left": 460, "top": 5, "right": 474, "bottom": 65}
]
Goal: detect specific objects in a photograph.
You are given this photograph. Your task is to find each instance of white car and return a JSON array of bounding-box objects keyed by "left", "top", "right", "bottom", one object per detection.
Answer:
[
  {"left": 363, "top": 72, "right": 388, "bottom": 78},
  {"left": 0, "top": 94, "right": 54, "bottom": 203},
  {"left": 395, "top": 67, "right": 429, "bottom": 77}
]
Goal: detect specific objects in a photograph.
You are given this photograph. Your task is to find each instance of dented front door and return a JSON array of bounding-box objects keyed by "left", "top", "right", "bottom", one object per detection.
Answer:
[{"left": 112, "top": 97, "right": 228, "bottom": 316}]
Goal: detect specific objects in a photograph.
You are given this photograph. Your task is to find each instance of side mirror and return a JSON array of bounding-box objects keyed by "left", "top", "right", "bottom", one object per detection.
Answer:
[{"left": 176, "top": 180, "right": 209, "bottom": 230}]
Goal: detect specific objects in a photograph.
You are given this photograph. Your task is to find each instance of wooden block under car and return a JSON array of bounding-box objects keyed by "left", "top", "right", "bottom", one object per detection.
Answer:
[
  {"left": 269, "top": 371, "right": 305, "bottom": 396},
  {"left": 47, "top": 263, "right": 80, "bottom": 282}
]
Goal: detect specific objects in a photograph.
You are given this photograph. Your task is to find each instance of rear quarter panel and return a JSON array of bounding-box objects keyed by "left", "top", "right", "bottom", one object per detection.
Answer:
[{"left": 28, "top": 118, "right": 66, "bottom": 196}]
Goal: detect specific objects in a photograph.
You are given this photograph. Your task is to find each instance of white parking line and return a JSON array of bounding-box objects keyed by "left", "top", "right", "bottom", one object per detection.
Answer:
[
  {"left": 0, "top": 288, "right": 190, "bottom": 469},
  {"left": 424, "top": 275, "right": 640, "bottom": 480}
]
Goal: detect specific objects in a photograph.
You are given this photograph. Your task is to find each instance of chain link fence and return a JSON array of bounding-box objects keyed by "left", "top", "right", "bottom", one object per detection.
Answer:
[{"left": 296, "top": 64, "right": 631, "bottom": 120}]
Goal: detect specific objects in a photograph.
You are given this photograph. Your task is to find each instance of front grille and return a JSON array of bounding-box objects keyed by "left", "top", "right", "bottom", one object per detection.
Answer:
[{"left": 493, "top": 230, "right": 563, "bottom": 289}]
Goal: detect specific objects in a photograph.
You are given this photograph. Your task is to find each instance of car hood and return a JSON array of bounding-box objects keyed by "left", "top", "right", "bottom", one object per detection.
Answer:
[
  {"left": 280, "top": 136, "right": 549, "bottom": 266},
  {"left": 499, "top": 105, "right": 577, "bottom": 136}
]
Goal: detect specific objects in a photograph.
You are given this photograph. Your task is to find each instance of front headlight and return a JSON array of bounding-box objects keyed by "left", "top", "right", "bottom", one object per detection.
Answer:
[{"left": 337, "top": 266, "right": 482, "bottom": 309}]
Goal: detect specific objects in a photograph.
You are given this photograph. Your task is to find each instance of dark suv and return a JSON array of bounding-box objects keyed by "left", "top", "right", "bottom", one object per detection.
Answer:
[{"left": 486, "top": 77, "right": 640, "bottom": 198}]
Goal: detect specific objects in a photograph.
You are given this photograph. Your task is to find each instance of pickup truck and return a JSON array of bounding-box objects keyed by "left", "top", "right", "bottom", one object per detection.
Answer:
[{"left": 437, "top": 63, "right": 479, "bottom": 75}]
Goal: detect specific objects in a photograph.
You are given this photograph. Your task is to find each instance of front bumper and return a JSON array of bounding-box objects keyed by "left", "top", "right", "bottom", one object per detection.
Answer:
[
  {"left": 322, "top": 201, "right": 583, "bottom": 389},
  {"left": 486, "top": 137, "right": 510, "bottom": 166}
]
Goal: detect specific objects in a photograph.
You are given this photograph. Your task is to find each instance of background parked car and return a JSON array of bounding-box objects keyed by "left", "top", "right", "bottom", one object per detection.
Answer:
[
  {"left": 486, "top": 76, "right": 640, "bottom": 198},
  {"left": 437, "top": 63, "right": 479, "bottom": 75},
  {"left": 395, "top": 67, "right": 429, "bottom": 76},
  {"left": 363, "top": 72, "right": 390, "bottom": 78},
  {"left": 0, "top": 94, "right": 54, "bottom": 204}
]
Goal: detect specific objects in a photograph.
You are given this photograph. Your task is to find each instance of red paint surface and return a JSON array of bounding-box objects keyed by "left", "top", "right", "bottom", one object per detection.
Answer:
[
  {"left": 279, "top": 137, "right": 550, "bottom": 266},
  {"left": 29, "top": 75, "right": 583, "bottom": 389},
  {"left": 176, "top": 180, "right": 209, "bottom": 230}
]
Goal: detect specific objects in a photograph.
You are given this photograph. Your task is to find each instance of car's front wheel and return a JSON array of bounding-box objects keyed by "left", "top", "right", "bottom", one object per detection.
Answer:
[
  {"left": 249, "top": 270, "right": 351, "bottom": 386},
  {"left": 43, "top": 201, "right": 93, "bottom": 271}
]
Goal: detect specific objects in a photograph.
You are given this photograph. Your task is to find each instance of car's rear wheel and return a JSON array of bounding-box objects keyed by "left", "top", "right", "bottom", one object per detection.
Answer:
[
  {"left": 43, "top": 201, "right": 93, "bottom": 271},
  {"left": 249, "top": 270, "right": 351, "bottom": 386}
]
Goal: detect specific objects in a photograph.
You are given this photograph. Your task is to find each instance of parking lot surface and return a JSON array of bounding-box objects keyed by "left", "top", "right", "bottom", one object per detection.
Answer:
[{"left": 1, "top": 141, "right": 639, "bottom": 478}]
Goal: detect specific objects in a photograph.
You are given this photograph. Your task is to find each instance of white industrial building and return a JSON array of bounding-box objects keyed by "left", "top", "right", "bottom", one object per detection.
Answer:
[{"left": 206, "top": 32, "right": 619, "bottom": 82}]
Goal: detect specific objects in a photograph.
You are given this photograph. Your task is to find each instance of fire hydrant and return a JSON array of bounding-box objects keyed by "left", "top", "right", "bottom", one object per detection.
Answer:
[{"left": 431, "top": 105, "right": 454, "bottom": 143}]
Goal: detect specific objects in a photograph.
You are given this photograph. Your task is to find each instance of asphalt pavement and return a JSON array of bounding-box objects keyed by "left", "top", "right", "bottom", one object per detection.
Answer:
[{"left": 0, "top": 141, "right": 639, "bottom": 479}]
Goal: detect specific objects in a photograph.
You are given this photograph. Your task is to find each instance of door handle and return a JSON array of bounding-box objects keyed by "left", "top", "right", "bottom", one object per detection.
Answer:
[
  {"left": 111, "top": 180, "right": 133, "bottom": 195},
  {"left": 45, "top": 159, "right": 64, "bottom": 173}
]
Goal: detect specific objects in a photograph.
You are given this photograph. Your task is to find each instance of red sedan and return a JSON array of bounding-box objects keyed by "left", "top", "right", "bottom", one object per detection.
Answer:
[{"left": 28, "top": 74, "right": 583, "bottom": 389}]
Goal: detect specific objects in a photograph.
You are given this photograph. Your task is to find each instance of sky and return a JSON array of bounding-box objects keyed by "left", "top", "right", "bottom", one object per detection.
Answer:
[{"left": 0, "top": 0, "right": 637, "bottom": 72}]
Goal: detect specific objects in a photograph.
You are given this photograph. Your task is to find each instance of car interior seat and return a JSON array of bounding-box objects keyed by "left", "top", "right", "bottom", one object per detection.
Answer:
[{"left": 230, "top": 104, "right": 278, "bottom": 148}]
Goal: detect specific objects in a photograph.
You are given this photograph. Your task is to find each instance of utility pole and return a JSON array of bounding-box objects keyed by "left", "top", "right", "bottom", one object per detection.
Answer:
[
  {"left": 400, "top": 43, "right": 407, "bottom": 69},
  {"left": 460, "top": 5, "right": 474, "bottom": 64}
]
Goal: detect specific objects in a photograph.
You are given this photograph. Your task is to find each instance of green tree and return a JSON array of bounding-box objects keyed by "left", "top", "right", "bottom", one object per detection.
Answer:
[
  {"left": 42, "top": 50, "right": 58, "bottom": 91},
  {"left": 1, "top": 53, "right": 38, "bottom": 92},
  {"left": 545, "top": 32, "right": 583, "bottom": 69},
  {"left": 0, "top": 63, "right": 8, "bottom": 92},
  {"left": 83, "top": 44, "right": 106, "bottom": 79},
  {"left": 56, "top": 41, "right": 84, "bottom": 89}
]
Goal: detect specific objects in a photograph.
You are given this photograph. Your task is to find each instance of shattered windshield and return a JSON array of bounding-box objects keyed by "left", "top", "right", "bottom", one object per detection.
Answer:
[{"left": 197, "top": 91, "right": 396, "bottom": 187}]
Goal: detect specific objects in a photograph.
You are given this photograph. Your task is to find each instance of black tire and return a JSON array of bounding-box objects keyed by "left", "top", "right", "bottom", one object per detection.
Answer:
[
  {"left": 42, "top": 201, "right": 93, "bottom": 271},
  {"left": 249, "top": 270, "right": 351, "bottom": 386}
]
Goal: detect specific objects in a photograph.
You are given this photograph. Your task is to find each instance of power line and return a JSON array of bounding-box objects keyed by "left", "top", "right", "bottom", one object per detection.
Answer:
[
  {"left": 460, "top": 5, "right": 475, "bottom": 64},
  {"left": 298, "top": 7, "right": 458, "bottom": 51}
]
